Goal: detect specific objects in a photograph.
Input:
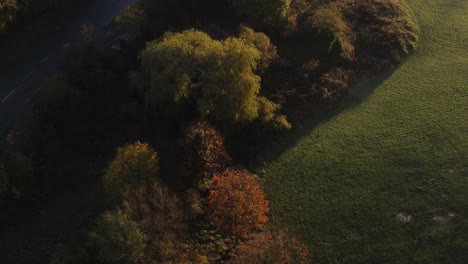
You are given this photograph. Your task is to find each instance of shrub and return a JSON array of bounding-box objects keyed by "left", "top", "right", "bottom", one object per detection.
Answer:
[
  {"left": 103, "top": 142, "right": 159, "bottom": 202},
  {"left": 132, "top": 30, "right": 289, "bottom": 128},
  {"left": 208, "top": 169, "right": 269, "bottom": 236},
  {"left": 89, "top": 210, "right": 148, "bottom": 264},
  {"left": 305, "top": 0, "right": 418, "bottom": 66},
  {"left": 229, "top": 228, "right": 310, "bottom": 264},
  {"left": 305, "top": 1, "right": 355, "bottom": 61},
  {"left": 122, "top": 181, "right": 185, "bottom": 261},
  {"left": 314, "top": 67, "right": 352, "bottom": 99},
  {"left": 340, "top": 0, "right": 419, "bottom": 65}
]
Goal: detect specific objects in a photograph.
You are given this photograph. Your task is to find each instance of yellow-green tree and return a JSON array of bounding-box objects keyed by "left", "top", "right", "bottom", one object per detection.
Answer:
[
  {"left": 239, "top": 25, "right": 277, "bottom": 72},
  {"left": 133, "top": 30, "right": 289, "bottom": 128},
  {"left": 89, "top": 209, "right": 148, "bottom": 264},
  {"left": 0, "top": 0, "right": 17, "bottom": 33},
  {"left": 103, "top": 142, "right": 159, "bottom": 202}
]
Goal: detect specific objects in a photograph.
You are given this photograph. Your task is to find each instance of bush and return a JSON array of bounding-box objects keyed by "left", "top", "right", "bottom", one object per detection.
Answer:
[
  {"left": 103, "top": 142, "right": 159, "bottom": 202},
  {"left": 122, "top": 181, "right": 185, "bottom": 261},
  {"left": 314, "top": 67, "right": 352, "bottom": 99},
  {"left": 305, "top": 1, "right": 355, "bottom": 61},
  {"left": 305, "top": 0, "right": 418, "bottom": 66},
  {"left": 89, "top": 210, "right": 148, "bottom": 264},
  {"left": 208, "top": 169, "right": 269, "bottom": 236},
  {"left": 229, "top": 228, "right": 310, "bottom": 264},
  {"left": 132, "top": 30, "right": 289, "bottom": 128},
  {"left": 340, "top": 0, "right": 419, "bottom": 65}
]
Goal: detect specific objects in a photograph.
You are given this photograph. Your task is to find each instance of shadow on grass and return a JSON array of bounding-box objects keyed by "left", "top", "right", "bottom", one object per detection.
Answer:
[{"left": 257, "top": 66, "right": 398, "bottom": 168}]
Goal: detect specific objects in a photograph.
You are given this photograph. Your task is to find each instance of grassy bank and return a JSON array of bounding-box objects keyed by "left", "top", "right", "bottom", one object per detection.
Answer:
[{"left": 262, "top": 0, "right": 468, "bottom": 263}]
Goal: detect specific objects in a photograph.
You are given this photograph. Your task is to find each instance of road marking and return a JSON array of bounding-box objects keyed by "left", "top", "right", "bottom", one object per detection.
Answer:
[
  {"left": 40, "top": 55, "right": 49, "bottom": 64},
  {"left": 22, "top": 70, "right": 34, "bottom": 82},
  {"left": 1, "top": 70, "right": 34, "bottom": 104},
  {"left": 1, "top": 86, "right": 19, "bottom": 104}
]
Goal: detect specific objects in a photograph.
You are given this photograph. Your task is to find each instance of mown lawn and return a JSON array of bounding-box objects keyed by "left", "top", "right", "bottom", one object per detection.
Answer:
[{"left": 262, "top": 0, "right": 468, "bottom": 263}]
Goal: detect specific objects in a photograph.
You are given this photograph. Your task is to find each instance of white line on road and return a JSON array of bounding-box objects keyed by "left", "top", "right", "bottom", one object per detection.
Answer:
[
  {"left": 40, "top": 55, "right": 49, "bottom": 64},
  {"left": 1, "top": 86, "right": 19, "bottom": 104},
  {"left": 22, "top": 70, "right": 34, "bottom": 82},
  {"left": 1, "top": 70, "right": 34, "bottom": 104}
]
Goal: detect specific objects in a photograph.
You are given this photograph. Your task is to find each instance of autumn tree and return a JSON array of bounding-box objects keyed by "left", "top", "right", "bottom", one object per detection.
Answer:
[
  {"left": 88, "top": 210, "right": 148, "bottom": 264},
  {"left": 0, "top": 0, "right": 17, "bottom": 33},
  {"left": 239, "top": 25, "right": 277, "bottom": 72},
  {"left": 181, "top": 121, "right": 231, "bottom": 185},
  {"left": 122, "top": 181, "right": 185, "bottom": 261},
  {"left": 208, "top": 169, "right": 269, "bottom": 236},
  {"left": 114, "top": 2, "right": 148, "bottom": 36},
  {"left": 103, "top": 142, "right": 159, "bottom": 202},
  {"left": 132, "top": 30, "right": 289, "bottom": 128},
  {"left": 229, "top": 229, "right": 310, "bottom": 264}
]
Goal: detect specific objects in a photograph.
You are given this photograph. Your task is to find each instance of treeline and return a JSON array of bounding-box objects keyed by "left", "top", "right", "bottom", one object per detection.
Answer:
[{"left": 0, "top": 0, "right": 419, "bottom": 263}]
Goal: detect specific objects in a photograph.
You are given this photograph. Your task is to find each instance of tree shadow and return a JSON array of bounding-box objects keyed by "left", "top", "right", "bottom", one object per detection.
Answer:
[{"left": 258, "top": 66, "right": 399, "bottom": 168}]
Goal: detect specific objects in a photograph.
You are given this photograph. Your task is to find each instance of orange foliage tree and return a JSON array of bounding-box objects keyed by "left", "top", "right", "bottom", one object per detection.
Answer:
[
  {"left": 208, "top": 169, "right": 269, "bottom": 236},
  {"left": 229, "top": 229, "right": 310, "bottom": 264}
]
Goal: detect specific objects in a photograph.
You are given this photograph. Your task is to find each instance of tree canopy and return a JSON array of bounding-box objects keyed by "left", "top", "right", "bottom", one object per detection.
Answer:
[
  {"left": 133, "top": 30, "right": 288, "bottom": 127},
  {"left": 89, "top": 210, "right": 148, "bottom": 264},
  {"left": 103, "top": 142, "right": 159, "bottom": 202},
  {"left": 208, "top": 169, "right": 269, "bottom": 236}
]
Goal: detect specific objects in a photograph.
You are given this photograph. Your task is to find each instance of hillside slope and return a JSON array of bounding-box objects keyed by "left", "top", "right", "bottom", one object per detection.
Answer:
[{"left": 263, "top": 0, "right": 468, "bottom": 263}]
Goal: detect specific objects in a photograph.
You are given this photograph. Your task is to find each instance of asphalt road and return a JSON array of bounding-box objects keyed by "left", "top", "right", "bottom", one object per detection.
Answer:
[{"left": 0, "top": 0, "right": 137, "bottom": 135}]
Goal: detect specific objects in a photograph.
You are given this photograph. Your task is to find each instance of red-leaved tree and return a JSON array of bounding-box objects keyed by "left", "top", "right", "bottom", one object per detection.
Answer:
[
  {"left": 229, "top": 229, "right": 310, "bottom": 264},
  {"left": 208, "top": 169, "right": 269, "bottom": 236}
]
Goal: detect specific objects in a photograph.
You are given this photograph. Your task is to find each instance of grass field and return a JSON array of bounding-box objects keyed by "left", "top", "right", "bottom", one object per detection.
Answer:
[{"left": 262, "top": 0, "right": 468, "bottom": 263}]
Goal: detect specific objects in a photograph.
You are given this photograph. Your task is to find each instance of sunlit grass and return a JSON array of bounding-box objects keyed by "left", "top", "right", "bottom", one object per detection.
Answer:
[{"left": 262, "top": 0, "right": 468, "bottom": 262}]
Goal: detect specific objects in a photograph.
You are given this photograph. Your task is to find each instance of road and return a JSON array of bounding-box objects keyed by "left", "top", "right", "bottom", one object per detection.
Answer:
[{"left": 0, "top": 0, "right": 137, "bottom": 135}]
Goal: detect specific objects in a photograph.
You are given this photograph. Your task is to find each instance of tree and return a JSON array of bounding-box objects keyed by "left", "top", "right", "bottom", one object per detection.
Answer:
[
  {"left": 239, "top": 25, "right": 277, "bottom": 72},
  {"left": 0, "top": 0, "right": 17, "bottom": 33},
  {"left": 89, "top": 209, "right": 148, "bottom": 264},
  {"left": 114, "top": 3, "right": 148, "bottom": 36},
  {"left": 122, "top": 181, "right": 185, "bottom": 261},
  {"left": 181, "top": 120, "right": 231, "bottom": 185},
  {"left": 229, "top": 229, "right": 310, "bottom": 264},
  {"left": 132, "top": 30, "right": 289, "bottom": 128},
  {"left": 103, "top": 142, "right": 159, "bottom": 201},
  {"left": 208, "top": 169, "right": 269, "bottom": 236}
]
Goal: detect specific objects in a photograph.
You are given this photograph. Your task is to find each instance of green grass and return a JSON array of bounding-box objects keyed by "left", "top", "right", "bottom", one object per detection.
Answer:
[{"left": 262, "top": 0, "right": 468, "bottom": 263}]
